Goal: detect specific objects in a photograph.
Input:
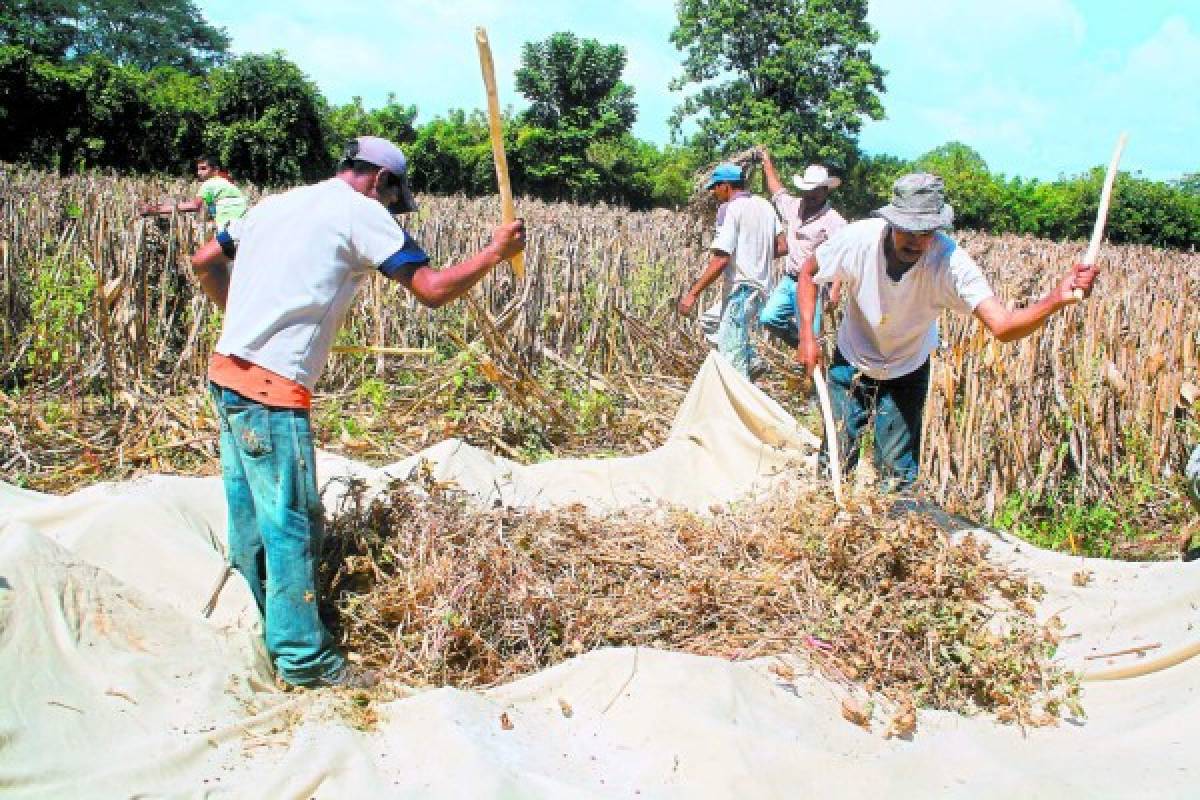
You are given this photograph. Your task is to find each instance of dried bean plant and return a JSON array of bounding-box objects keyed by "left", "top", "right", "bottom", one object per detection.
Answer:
[{"left": 321, "top": 475, "right": 1081, "bottom": 732}]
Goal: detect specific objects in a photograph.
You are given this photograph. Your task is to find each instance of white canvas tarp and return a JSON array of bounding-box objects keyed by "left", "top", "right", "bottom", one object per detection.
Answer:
[{"left": 1, "top": 354, "right": 1196, "bottom": 798}]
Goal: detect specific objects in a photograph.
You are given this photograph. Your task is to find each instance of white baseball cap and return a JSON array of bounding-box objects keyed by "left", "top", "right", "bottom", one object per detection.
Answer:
[{"left": 345, "top": 136, "right": 418, "bottom": 214}]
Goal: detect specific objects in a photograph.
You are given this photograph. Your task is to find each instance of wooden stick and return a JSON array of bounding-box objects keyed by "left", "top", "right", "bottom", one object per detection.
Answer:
[
  {"left": 331, "top": 345, "right": 434, "bottom": 357},
  {"left": 812, "top": 366, "right": 845, "bottom": 507},
  {"left": 1071, "top": 133, "right": 1127, "bottom": 302},
  {"left": 1083, "top": 641, "right": 1161, "bottom": 661},
  {"left": 1083, "top": 639, "right": 1200, "bottom": 682},
  {"left": 475, "top": 27, "right": 524, "bottom": 279}
]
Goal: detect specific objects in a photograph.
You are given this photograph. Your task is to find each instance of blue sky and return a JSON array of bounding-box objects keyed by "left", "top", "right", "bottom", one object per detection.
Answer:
[{"left": 196, "top": 0, "right": 1198, "bottom": 182}]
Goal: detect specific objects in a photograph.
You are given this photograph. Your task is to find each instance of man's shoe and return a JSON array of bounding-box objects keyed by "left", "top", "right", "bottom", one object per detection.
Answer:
[
  {"left": 748, "top": 357, "right": 769, "bottom": 382},
  {"left": 320, "top": 663, "right": 380, "bottom": 689},
  {"left": 1183, "top": 531, "right": 1200, "bottom": 563},
  {"left": 283, "top": 663, "right": 381, "bottom": 690}
]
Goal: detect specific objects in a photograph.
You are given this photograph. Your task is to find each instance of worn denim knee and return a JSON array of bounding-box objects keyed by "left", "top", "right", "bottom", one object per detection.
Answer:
[
  {"left": 758, "top": 277, "right": 796, "bottom": 335},
  {"left": 871, "top": 361, "right": 929, "bottom": 492},
  {"left": 209, "top": 383, "right": 345, "bottom": 685}
]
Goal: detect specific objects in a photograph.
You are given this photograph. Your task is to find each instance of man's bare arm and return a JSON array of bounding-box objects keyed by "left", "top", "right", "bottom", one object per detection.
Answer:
[
  {"left": 391, "top": 220, "right": 525, "bottom": 309},
  {"left": 678, "top": 251, "right": 731, "bottom": 315},
  {"left": 141, "top": 198, "right": 204, "bottom": 217},
  {"left": 190, "top": 238, "right": 232, "bottom": 311},
  {"left": 759, "top": 147, "right": 785, "bottom": 197},
  {"left": 973, "top": 263, "right": 1099, "bottom": 342},
  {"left": 795, "top": 255, "right": 823, "bottom": 371},
  {"left": 773, "top": 231, "right": 788, "bottom": 258}
]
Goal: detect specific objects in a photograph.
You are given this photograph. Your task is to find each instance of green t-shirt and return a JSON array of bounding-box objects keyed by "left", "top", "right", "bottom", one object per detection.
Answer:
[{"left": 198, "top": 176, "right": 248, "bottom": 227}]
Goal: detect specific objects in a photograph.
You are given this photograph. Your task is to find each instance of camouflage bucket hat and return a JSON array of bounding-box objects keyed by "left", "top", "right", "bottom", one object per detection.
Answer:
[{"left": 872, "top": 172, "right": 954, "bottom": 232}]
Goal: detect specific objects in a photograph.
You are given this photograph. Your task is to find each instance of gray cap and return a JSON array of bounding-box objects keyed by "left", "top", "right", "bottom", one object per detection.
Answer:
[
  {"left": 346, "top": 136, "right": 418, "bottom": 214},
  {"left": 872, "top": 172, "right": 954, "bottom": 232}
]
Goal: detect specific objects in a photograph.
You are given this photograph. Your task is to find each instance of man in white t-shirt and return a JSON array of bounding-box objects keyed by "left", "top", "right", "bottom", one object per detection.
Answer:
[
  {"left": 189, "top": 136, "right": 525, "bottom": 689},
  {"left": 794, "top": 172, "right": 1099, "bottom": 492},
  {"left": 678, "top": 162, "right": 786, "bottom": 380}
]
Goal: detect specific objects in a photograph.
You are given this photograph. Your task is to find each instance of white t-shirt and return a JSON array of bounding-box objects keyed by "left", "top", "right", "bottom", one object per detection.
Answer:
[
  {"left": 710, "top": 193, "right": 782, "bottom": 294},
  {"left": 814, "top": 218, "right": 993, "bottom": 379},
  {"left": 214, "top": 178, "right": 428, "bottom": 391}
]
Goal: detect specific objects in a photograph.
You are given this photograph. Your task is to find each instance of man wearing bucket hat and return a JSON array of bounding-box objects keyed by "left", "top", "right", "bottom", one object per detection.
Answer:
[
  {"left": 678, "top": 162, "right": 786, "bottom": 380},
  {"left": 188, "top": 136, "right": 526, "bottom": 689},
  {"left": 794, "top": 172, "right": 1099, "bottom": 492},
  {"left": 757, "top": 147, "right": 847, "bottom": 347}
]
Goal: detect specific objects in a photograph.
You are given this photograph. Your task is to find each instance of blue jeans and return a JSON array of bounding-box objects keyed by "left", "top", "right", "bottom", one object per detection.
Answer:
[
  {"left": 1188, "top": 445, "right": 1200, "bottom": 504},
  {"left": 823, "top": 349, "right": 930, "bottom": 492},
  {"left": 759, "top": 275, "right": 825, "bottom": 346},
  {"left": 717, "top": 284, "right": 763, "bottom": 379},
  {"left": 209, "top": 383, "right": 345, "bottom": 685}
]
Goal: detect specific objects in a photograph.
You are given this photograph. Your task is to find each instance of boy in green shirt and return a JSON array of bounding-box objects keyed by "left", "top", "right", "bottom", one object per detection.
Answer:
[{"left": 140, "top": 155, "right": 248, "bottom": 228}]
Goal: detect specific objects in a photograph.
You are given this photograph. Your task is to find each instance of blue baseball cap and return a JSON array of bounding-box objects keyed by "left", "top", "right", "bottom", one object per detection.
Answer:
[{"left": 704, "top": 162, "right": 743, "bottom": 189}]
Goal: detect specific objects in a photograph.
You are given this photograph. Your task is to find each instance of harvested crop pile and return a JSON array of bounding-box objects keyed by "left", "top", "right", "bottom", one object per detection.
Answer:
[{"left": 321, "top": 475, "right": 1082, "bottom": 731}]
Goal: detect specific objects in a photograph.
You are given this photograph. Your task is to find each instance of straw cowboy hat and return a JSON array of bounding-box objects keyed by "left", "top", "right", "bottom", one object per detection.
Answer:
[{"left": 792, "top": 165, "right": 842, "bottom": 191}]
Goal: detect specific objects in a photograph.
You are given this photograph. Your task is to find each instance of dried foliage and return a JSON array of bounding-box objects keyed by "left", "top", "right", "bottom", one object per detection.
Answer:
[
  {"left": 2, "top": 164, "right": 1197, "bottom": 542},
  {"left": 926, "top": 233, "right": 1200, "bottom": 521},
  {"left": 321, "top": 476, "right": 1081, "bottom": 728}
]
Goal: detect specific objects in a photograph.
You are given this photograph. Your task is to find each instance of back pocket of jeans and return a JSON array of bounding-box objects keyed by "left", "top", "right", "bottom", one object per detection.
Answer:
[{"left": 228, "top": 405, "right": 273, "bottom": 458}]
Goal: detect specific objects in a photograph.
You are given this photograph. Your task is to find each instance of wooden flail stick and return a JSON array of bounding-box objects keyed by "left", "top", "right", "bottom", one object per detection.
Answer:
[
  {"left": 1071, "top": 133, "right": 1128, "bottom": 302},
  {"left": 475, "top": 27, "right": 524, "bottom": 279},
  {"left": 813, "top": 365, "right": 845, "bottom": 507}
]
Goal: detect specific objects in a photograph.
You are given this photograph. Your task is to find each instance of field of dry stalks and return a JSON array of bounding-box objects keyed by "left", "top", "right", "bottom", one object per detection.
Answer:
[{"left": 1, "top": 165, "right": 1197, "bottom": 555}]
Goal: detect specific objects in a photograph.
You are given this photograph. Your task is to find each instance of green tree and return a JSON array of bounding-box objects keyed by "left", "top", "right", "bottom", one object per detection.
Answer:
[
  {"left": 206, "top": 53, "right": 332, "bottom": 186},
  {"left": 0, "top": 0, "right": 229, "bottom": 73},
  {"left": 139, "top": 65, "right": 210, "bottom": 171},
  {"left": 0, "top": 45, "right": 78, "bottom": 167},
  {"left": 513, "top": 32, "right": 637, "bottom": 202},
  {"left": 670, "top": 0, "right": 885, "bottom": 167},
  {"left": 584, "top": 137, "right": 706, "bottom": 209},
  {"left": 326, "top": 93, "right": 418, "bottom": 155},
  {"left": 1104, "top": 174, "right": 1200, "bottom": 249},
  {"left": 0, "top": 1, "right": 76, "bottom": 60},
  {"left": 914, "top": 142, "right": 1007, "bottom": 231},
  {"left": 406, "top": 109, "right": 497, "bottom": 195},
  {"left": 0, "top": 45, "right": 207, "bottom": 173},
  {"left": 837, "top": 152, "right": 908, "bottom": 220}
]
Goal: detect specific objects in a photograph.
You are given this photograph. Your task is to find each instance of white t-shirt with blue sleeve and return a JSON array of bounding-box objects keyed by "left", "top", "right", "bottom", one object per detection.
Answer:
[{"left": 214, "top": 178, "right": 429, "bottom": 391}]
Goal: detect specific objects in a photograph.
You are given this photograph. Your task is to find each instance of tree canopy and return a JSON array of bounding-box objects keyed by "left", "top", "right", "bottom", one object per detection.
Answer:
[
  {"left": 0, "top": 0, "right": 230, "bottom": 73},
  {"left": 0, "top": 12, "right": 1194, "bottom": 248},
  {"left": 913, "top": 142, "right": 1005, "bottom": 230},
  {"left": 514, "top": 32, "right": 637, "bottom": 202},
  {"left": 207, "top": 53, "right": 332, "bottom": 186},
  {"left": 670, "top": 0, "right": 885, "bottom": 168}
]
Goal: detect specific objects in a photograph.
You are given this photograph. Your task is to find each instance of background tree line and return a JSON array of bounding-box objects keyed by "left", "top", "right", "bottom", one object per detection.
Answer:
[{"left": 1, "top": 0, "right": 1196, "bottom": 248}]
